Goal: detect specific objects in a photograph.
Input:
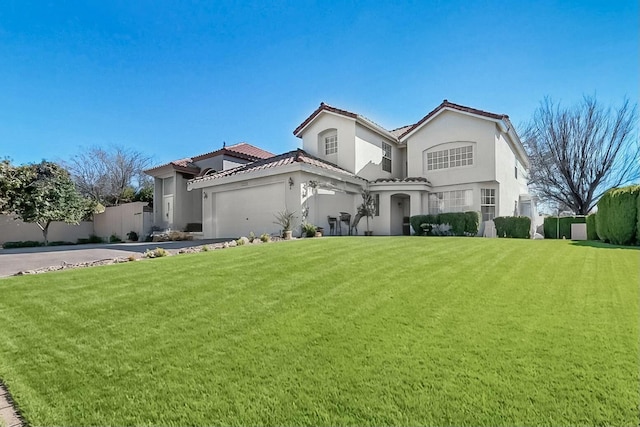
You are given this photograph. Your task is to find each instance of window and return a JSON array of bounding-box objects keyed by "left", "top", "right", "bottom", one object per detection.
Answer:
[
  {"left": 382, "top": 142, "right": 392, "bottom": 173},
  {"left": 162, "top": 177, "right": 174, "bottom": 196},
  {"left": 481, "top": 188, "right": 496, "bottom": 221},
  {"left": 428, "top": 190, "right": 472, "bottom": 214},
  {"left": 515, "top": 156, "right": 519, "bottom": 179},
  {"left": 374, "top": 194, "right": 380, "bottom": 216},
  {"left": 325, "top": 134, "right": 338, "bottom": 155},
  {"left": 426, "top": 145, "right": 473, "bottom": 171}
]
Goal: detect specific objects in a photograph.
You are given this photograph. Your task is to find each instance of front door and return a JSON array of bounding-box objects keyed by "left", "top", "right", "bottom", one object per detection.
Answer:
[{"left": 163, "top": 195, "right": 174, "bottom": 229}]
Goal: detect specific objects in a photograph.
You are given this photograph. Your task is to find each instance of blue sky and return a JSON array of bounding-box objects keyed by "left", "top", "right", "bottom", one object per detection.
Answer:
[{"left": 1, "top": 0, "right": 637, "bottom": 167}]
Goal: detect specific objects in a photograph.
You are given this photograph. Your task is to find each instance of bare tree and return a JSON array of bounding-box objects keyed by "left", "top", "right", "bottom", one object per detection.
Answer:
[
  {"left": 523, "top": 96, "right": 639, "bottom": 214},
  {"left": 65, "top": 146, "right": 153, "bottom": 206}
]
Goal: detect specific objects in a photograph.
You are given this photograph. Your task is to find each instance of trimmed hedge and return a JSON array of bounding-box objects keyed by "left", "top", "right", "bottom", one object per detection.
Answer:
[
  {"left": 586, "top": 214, "right": 598, "bottom": 240},
  {"left": 543, "top": 216, "right": 586, "bottom": 239},
  {"left": 464, "top": 211, "right": 481, "bottom": 235},
  {"left": 596, "top": 185, "right": 640, "bottom": 245},
  {"left": 2, "top": 240, "right": 43, "bottom": 249},
  {"left": 410, "top": 211, "right": 481, "bottom": 236},
  {"left": 493, "top": 216, "right": 531, "bottom": 239},
  {"left": 637, "top": 191, "right": 640, "bottom": 243}
]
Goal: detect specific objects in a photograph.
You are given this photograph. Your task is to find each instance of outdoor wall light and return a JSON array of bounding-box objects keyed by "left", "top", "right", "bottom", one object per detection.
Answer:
[
  {"left": 203, "top": 192, "right": 208, "bottom": 199},
  {"left": 288, "top": 177, "right": 294, "bottom": 189}
]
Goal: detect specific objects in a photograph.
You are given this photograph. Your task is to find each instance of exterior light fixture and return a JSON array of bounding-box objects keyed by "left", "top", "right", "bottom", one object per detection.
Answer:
[{"left": 288, "top": 177, "right": 294, "bottom": 189}]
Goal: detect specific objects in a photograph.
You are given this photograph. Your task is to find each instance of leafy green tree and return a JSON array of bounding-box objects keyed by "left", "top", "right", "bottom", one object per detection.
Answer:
[
  {"left": 3, "top": 161, "right": 87, "bottom": 245},
  {"left": 0, "top": 158, "right": 16, "bottom": 212}
]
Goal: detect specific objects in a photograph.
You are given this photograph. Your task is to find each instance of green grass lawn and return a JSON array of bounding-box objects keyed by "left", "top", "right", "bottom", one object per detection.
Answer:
[{"left": 0, "top": 237, "right": 638, "bottom": 426}]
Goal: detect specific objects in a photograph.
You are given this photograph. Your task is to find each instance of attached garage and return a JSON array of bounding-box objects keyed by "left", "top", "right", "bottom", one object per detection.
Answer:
[{"left": 210, "top": 182, "right": 286, "bottom": 238}]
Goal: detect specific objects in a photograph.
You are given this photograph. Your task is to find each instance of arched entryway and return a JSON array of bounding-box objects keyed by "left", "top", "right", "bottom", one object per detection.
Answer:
[{"left": 390, "top": 193, "right": 411, "bottom": 235}]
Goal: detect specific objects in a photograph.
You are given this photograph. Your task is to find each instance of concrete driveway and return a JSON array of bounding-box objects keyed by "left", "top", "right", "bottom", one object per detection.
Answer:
[{"left": 0, "top": 240, "right": 227, "bottom": 278}]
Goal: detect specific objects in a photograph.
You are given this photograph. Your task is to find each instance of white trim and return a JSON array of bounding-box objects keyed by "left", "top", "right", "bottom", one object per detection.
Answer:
[
  {"left": 399, "top": 107, "right": 506, "bottom": 141},
  {"left": 187, "top": 162, "right": 365, "bottom": 191},
  {"left": 294, "top": 110, "right": 356, "bottom": 136}
]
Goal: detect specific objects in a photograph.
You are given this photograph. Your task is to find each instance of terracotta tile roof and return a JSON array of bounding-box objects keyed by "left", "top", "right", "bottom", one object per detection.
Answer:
[
  {"left": 372, "top": 177, "right": 431, "bottom": 184},
  {"left": 398, "top": 100, "right": 508, "bottom": 139},
  {"left": 293, "top": 102, "right": 394, "bottom": 140},
  {"left": 189, "top": 149, "right": 362, "bottom": 185},
  {"left": 145, "top": 142, "right": 274, "bottom": 174},
  {"left": 192, "top": 142, "right": 274, "bottom": 162},
  {"left": 389, "top": 125, "right": 413, "bottom": 138},
  {"left": 293, "top": 103, "right": 358, "bottom": 136}
]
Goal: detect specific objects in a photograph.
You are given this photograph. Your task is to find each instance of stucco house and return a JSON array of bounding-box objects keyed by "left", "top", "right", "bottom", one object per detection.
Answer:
[
  {"left": 144, "top": 142, "right": 274, "bottom": 232},
  {"left": 180, "top": 100, "right": 537, "bottom": 238}
]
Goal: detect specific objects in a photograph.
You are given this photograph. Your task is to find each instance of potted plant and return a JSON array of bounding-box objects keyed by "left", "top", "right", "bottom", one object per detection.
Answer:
[
  {"left": 274, "top": 209, "right": 297, "bottom": 240},
  {"left": 358, "top": 189, "right": 376, "bottom": 236},
  {"left": 301, "top": 222, "right": 317, "bottom": 238}
]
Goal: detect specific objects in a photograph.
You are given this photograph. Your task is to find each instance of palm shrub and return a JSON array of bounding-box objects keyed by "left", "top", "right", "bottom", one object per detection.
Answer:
[
  {"left": 274, "top": 209, "right": 296, "bottom": 232},
  {"left": 301, "top": 222, "right": 317, "bottom": 237},
  {"left": 357, "top": 189, "right": 376, "bottom": 234}
]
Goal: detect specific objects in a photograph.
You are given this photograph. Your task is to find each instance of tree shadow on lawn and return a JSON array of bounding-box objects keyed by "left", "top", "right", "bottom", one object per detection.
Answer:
[{"left": 570, "top": 240, "right": 640, "bottom": 250}]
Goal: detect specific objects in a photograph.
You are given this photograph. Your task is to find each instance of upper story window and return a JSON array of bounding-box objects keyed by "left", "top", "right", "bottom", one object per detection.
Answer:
[
  {"left": 382, "top": 142, "right": 392, "bottom": 173},
  {"left": 325, "top": 134, "right": 338, "bottom": 155},
  {"left": 426, "top": 145, "right": 473, "bottom": 171}
]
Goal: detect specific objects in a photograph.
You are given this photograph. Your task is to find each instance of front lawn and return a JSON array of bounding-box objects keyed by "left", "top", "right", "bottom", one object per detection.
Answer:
[{"left": 0, "top": 238, "right": 637, "bottom": 426}]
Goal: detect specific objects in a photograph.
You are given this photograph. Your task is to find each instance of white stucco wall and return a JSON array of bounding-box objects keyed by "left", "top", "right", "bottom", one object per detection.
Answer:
[
  {"left": 0, "top": 215, "right": 94, "bottom": 245},
  {"left": 201, "top": 172, "right": 301, "bottom": 239},
  {"left": 405, "top": 110, "right": 497, "bottom": 186},
  {"left": 94, "top": 202, "right": 152, "bottom": 241},
  {"left": 494, "top": 130, "right": 530, "bottom": 217},
  {"left": 300, "top": 113, "right": 357, "bottom": 174},
  {"left": 354, "top": 124, "right": 401, "bottom": 181}
]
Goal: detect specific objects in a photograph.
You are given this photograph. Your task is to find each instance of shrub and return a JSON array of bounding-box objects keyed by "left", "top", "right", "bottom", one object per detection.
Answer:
[
  {"left": 127, "top": 231, "right": 139, "bottom": 241},
  {"left": 87, "top": 234, "right": 104, "bottom": 244},
  {"left": 109, "top": 234, "right": 122, "bottom": 243},
  {"left": 410, "top": 213, "right": 478, "bottom": 236},
  {"left": 168, "top": 231, "right": 193, "bottom": 241},
  {"left": 543, "top": 216, "right": 586, "bottom": 239},
  {"left": 586, "top": 214, "right": 598, "bottom": 240},
  {"left": 494, "top": 216, "right": 531, "bottom": 238},
  {"left": 464, "top": 211, "right": 481, "bottom": 236},
  {"left": 438, "top": 213, "right": 466, "bottom": 236},
  {"left": 201, "top": 245, "right": 209, "bottom": 252},
  {"left": 410, "top": 215, "right": 430, "bottom": 235},
  {"left": 301, "top": 222, "right": 317, "bottom": 237},
  {"left": 248, "top": 231, "right": 256, "bottom": 243},
  {"left": 236, "top": 237, "right": 246, "bottom": 246},
  {"left": 637, "top": 192, "right": 640, "bottom": 243},
  {"left": 596, "top": 185, "right": 640, "bottom": 245},
  {"left": 184, "top": 223, "right": 203, "bottom": 232},
  {"left": 48, "top": 241, "right": 75, "bottom": 246},
  {"left": 260, "top": 233, "right": 271, "bottom": 243},
  {"left": 143, "top": 247, "right": 169, "bottom": 258},
  {"left": 2, "top": 240, "right": 43, "bottom": 249}
]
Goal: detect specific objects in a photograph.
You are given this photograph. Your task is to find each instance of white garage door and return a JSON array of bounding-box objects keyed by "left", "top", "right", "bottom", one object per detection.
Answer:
[{"left": 214, "top": 182, "right": 285, "bottom": 238}]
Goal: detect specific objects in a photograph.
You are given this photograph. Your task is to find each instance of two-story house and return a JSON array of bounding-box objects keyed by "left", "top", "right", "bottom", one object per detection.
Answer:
[{"left": 185, "top": 100, "right": 536, "bottom": 238}]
